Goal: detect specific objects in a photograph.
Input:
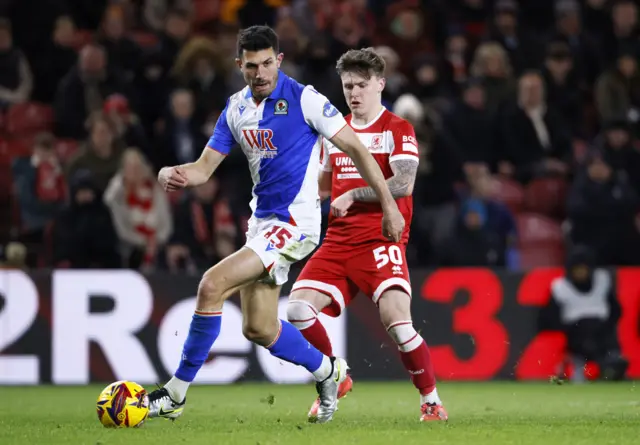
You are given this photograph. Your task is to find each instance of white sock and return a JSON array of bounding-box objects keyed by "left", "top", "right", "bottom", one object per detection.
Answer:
[
  {"left": 420, "top": 388, "right": 441, "bottom": 405},
  {"left": 165, "top": 376, "right": 190, "bottom": 402},
  {"left": 311, "top": 355, "right": 333, "bottom": 382}
]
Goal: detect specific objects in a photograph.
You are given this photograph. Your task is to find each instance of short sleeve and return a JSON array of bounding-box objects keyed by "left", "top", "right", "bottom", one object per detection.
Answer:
[
  {"left": 207, "top": 100, "right": 236, "bottom": 155},
  {"left": 321, "top": 138, "right": 333, "bottom": 172},
  {"left": 300, "top": 86, "right": 348, "bottom": 140},
  {"left": 389, "top": 120, "right": 419, "bottom": 164}
]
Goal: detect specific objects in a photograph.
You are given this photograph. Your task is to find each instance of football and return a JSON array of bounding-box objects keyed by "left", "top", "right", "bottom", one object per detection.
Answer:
[{"left": 96, "top": 381, "right": 150, "bottom": 428}]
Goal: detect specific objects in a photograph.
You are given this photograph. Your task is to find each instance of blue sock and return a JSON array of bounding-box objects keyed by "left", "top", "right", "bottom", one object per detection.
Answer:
[
  {"left": 267, "top": 320, "right": 325, "bottom": 372},
  {"left": 174, "top": 312, "right": 222, "bottom": 382}
]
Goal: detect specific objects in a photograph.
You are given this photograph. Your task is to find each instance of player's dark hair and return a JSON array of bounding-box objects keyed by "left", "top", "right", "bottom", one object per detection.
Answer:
[
  {"left": 237, "top": 25, "right": 279, "bottom": 58},
  {"left": 336, "top": 48, "right": 386, "bottom": 79}
]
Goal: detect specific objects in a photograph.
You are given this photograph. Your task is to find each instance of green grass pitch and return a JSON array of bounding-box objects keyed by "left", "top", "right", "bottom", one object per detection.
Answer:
[{"left": 1, "top": 381, "right": 638, "bottom": 445}]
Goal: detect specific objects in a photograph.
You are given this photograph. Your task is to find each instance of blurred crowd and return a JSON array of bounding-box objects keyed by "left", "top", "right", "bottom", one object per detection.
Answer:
[{"left": 2, "top": 0, "right": 640, "bottom": 272}]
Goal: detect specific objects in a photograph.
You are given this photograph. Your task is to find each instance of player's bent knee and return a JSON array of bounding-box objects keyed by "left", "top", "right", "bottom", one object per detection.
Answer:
[
  {"left": 286, "top": 299, "right": 319, "bottom": 330},
  {"left": 378, "top": 288, "right": 412, "bottom": 327},
  {"left": 242, "top": 318, "right": 279, "bottom": 345},
  {"left": 197, "top": 270, "right": 227, "bottom": 309}
]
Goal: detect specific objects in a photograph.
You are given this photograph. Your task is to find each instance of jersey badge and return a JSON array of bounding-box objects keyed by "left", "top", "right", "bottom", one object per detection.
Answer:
[
  {"left": 274, "top": 99, "right": 288, "bottom": 115},
  {"left": 370, "top": 134, "right": 383, "bottom": 150},
  {"left": 323, "top": 101, "right": 339, "bottom": 118},
  {"left": 238, "top": 103, "right": 246, "bottom": 115}
]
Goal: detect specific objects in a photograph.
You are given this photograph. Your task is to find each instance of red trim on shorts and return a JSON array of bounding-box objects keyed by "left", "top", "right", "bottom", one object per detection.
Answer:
[
  {"left": 288, "top": 215, "right": 297, "bottom": 226},
  {"left": 289, "top": 317, "right": 317, "bottom": 323},
  {"left": 266, "top": 262, "right": 275, "bottom": 272},
  {"left": 266, "top": 321, "right": 283, "bottom": 349}
]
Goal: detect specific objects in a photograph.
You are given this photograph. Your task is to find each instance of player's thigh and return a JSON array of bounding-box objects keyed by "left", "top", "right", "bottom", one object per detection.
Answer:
[
  {"left": 348, "top": 242, "right": 412, "bottom": 308},
  {"left": 245, "top": 217, "right": 319, "bottom": 286},
  {"left": 199, "top": 247, "right": 265, "bottom": 302},
  {"left": 240, "top": 281, "right": 281, "bottom": 344},
  {"left": 290, "top": 247, "right": 356, "bottom": 316}
]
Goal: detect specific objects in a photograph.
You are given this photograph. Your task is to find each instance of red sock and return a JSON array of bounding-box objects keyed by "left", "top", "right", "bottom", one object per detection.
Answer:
[
  {"left": 300, "top": 319, "right": 334, "bottom": 357},
  {"left": 399, "top": 340, "right": 436, "bottom": 395}
]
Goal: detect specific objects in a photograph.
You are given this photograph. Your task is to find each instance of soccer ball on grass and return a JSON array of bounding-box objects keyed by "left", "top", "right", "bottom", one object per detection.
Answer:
[{"left": 96, "top": 380, "right": 150, "bottom": 428}]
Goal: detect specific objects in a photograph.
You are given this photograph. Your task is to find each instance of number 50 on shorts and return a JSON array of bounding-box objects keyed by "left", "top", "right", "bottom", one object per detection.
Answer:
[{"left": 373, "top": 245, "right": 404, "bottom": 269}]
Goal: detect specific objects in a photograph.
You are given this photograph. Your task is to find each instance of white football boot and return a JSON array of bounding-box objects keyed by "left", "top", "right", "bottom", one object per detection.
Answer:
[
  {"left": 312, "top": 357, "right": 350, "bottom": 424},
  {"left": 147, "top": 387, "right": 186, "bottom": 420}
]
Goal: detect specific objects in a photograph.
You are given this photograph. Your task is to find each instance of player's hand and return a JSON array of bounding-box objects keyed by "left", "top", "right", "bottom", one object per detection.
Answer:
[
  {"left": 331, "top": 192, "right": 354, "bottom": 217},
  {"left": 158, "top": 166, "right": 188, "bottom": 192},
  {"left": 382, "top": 206, "right": 404, "bottom": 242}
]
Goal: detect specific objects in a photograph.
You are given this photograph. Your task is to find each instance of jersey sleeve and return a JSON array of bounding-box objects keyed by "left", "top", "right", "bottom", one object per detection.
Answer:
[
  {"left": 300, "top": 86, "right": 348, "bottom": 140},
  {"left": 320, "top": 138, "right": 332, "bottom": 172},
  {"left": 207, "top": 100, "right": 236, "bottom": 155},
  {"left": 389, "top": 120, "right": 419, "bottom": 164}
]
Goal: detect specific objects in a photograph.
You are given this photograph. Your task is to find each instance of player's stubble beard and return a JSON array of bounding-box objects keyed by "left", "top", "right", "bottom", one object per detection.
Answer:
[{"left": 250, "top": 73, "right": 278, "bottom": 102}]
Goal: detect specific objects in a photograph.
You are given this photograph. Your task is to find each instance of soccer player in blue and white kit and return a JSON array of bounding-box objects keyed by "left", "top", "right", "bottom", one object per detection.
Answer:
[{"left": 149, "top": 26, "right": 404, "bottom": 424}]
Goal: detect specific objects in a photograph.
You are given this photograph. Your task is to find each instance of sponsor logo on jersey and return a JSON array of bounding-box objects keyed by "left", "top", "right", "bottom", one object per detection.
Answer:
[
  {"left": 323, "top": 101, "right": 339, "bottom": 118},
  {"left": 238, "top": 104, "right": 246, "bottom": 115},
  {"left": 274, "top": 99, "right": 288, "bottom": 115},
  {"left": 242, "top": 129, "right": 278, "bottom": 158}
]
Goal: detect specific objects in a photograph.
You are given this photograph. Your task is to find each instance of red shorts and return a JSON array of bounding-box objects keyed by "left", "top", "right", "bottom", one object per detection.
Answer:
[{"left": 291, "top": 240, "right": 412, "bottom": 316}]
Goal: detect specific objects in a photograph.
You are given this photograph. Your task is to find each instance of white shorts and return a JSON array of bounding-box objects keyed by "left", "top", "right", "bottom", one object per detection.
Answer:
[{"left": 244, "top": 216, "right": 319, "bottom": 285}]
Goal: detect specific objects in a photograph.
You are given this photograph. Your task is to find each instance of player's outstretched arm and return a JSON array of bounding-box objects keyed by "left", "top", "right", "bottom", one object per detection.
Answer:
[{"left": 158, "top": 147, "right": 225, "bottom": 192}]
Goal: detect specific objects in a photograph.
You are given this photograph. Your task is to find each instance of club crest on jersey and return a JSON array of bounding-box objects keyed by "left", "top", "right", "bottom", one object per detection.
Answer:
[
  {"left": 274, "top": 99, "right": 288, "bottom": 115},
  {"left": 242, "top": 129, "right": 278, "bottom": 158},
  {"left": 370, "top": 134, "right": 383, "bottom": 150},
  {"left": 323, "top": 101, "right": 339, "bottom": 118}
]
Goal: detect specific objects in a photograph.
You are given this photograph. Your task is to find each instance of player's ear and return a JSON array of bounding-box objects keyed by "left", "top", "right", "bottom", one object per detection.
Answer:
[
  {"left": 276, "top": 52, "right": 284, "bottom": 68},
  {"left": 235, "top": 57, "right": 242, "bottom": 71},
  {"left": 378, "top": 77, "right": 386, "bottom": 94}
]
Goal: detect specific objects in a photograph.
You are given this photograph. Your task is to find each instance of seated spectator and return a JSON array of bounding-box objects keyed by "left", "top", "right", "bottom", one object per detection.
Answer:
[
  {"left": 54, "top": 43, "right": 134, "bottom": 138},
  {"left": 52, "top": 169, "right": 120, "bottom": 268},
  {"left": 103, "top": 94, "right": 150, "bottom": 164},
  {"left": 0, "top": 242, "right": 28, "bottom": 270},
  {"left": 66, "top": 112, "right": 123, "bottom": 192},
  {"left": 599, "top": 119, "right": 640, "bottom": 195},
  {"left": 441, "top": 78, "right": 496, "bottom": 168},
  {"left": 438, "top": 167, "right": 517, "bottom": 267},
  {"left": 155, "top": 88, "right": 207, "bottom": 170},
  {"left": 12, "top": 133, "right": 67, "bottom": 254},
  {"left": 96, "top": 5, "right": 143, "bottom": 83},
  {"left": 31, "top": 15, "right": 77, "bottom": 103},
  {"left": 165, "top": 178, "right": 236, "bottom": 273},
  {"left": 0, "top": 18, "right": 33, "bottom": 108},
  {"left": 469, "top": 41, "right": 515, "bottom": 116},
  {"left": 595, "top": 45, "right": 640, "bottom": 137},
  {"left": 539, "top": 245, "right": 628, "bottom": 382},
  {"left": 104, "top": 149, "right": 173, "bottom": 270},
  {"left": 542, "top": 40, "right": 583, "bottom": 137},
  {"left": 170, "top": 37, "right": 228, "bottom": 124},
  {"left": 567, "top": 152, "right": 640, "bottom": 265},
  {"left": 498, "top": 71, "right": 572, "bottom": 183}
]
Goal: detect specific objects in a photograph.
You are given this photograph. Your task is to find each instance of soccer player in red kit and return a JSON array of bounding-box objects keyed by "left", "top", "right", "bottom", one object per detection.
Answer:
[{"left": 286, "top": 48, "right": 447, "bottom": 422}]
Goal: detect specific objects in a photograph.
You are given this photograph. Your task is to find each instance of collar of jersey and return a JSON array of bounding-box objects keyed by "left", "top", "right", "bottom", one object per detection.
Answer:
[{"left": 244, "top": 70, "right": 286, "bottom": 105}]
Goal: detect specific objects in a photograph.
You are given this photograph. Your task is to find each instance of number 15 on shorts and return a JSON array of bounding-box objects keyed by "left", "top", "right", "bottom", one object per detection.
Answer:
[{"left": 373, "top": 245, "right": 403, "bottom": 269}]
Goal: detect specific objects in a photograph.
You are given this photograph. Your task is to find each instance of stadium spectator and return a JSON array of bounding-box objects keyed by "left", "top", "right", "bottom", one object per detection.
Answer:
[
  {"left": 104, "top": 148, "right": 172, "bottom": 270},
  {"left": 31, "top": 15, "right": 77, "bottom": 103},
  {"left": 103, "top": 94, "right": 151, "bottom": 163},
  {"left": 539, "top": 245, "right": 628, "bottom": 382},
  {"left": 96, "top": 5, "right": 143, "bottom": 83},
  {"left": 170, "top": 37, "right": 228, "bottom": 124},
  {"left": 438, "top": 166, "right": 517, "bottom": 267},
  {"left": 442, "top": 26, "right": 470, "bottom": 89},
  {"left": 469, "top": 41, "right": 515, "bottom": 116},
  {"left": 66, "top": 112, "right": 123, "bottom": 192},
  {"left": 165, "top": 178, "right": 236, "bottom": 273},
  {"left": 567, "top": 151, "right": 640, "bottom": 266},
  {"left": 154, "top": 88, "right": 207, "bottom": 170},
  {"left": 0, "top": 18, "right": 33, "bottom": 108},
  {"left": 542, "top": 39, "right": 584, "bottom": 137},
  {"left": 599, "top": 119, "right": 640, "bottom": 195},
  {"left": 595, "top": 45, "right": 640, "bottom": 135},
  {"left": 54, "top": 43, "right": 133, "bottom": 139},
  {"left": 603, "top": 0, "right": 639, "bottom": 66},
  {"left": 498, "top": 71, "right": 572, "bottom": 183},
  {"left": 52, "top": 169, "right": 120, "bottom": 269},
  {"left": 12, "top": 133, "right": 67, "bottom": 265}
]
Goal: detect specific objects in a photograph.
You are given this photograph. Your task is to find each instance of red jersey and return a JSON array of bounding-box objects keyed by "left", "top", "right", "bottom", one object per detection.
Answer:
[{"left": 321, "top": 108, "right": 419, "bottom": 246}]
